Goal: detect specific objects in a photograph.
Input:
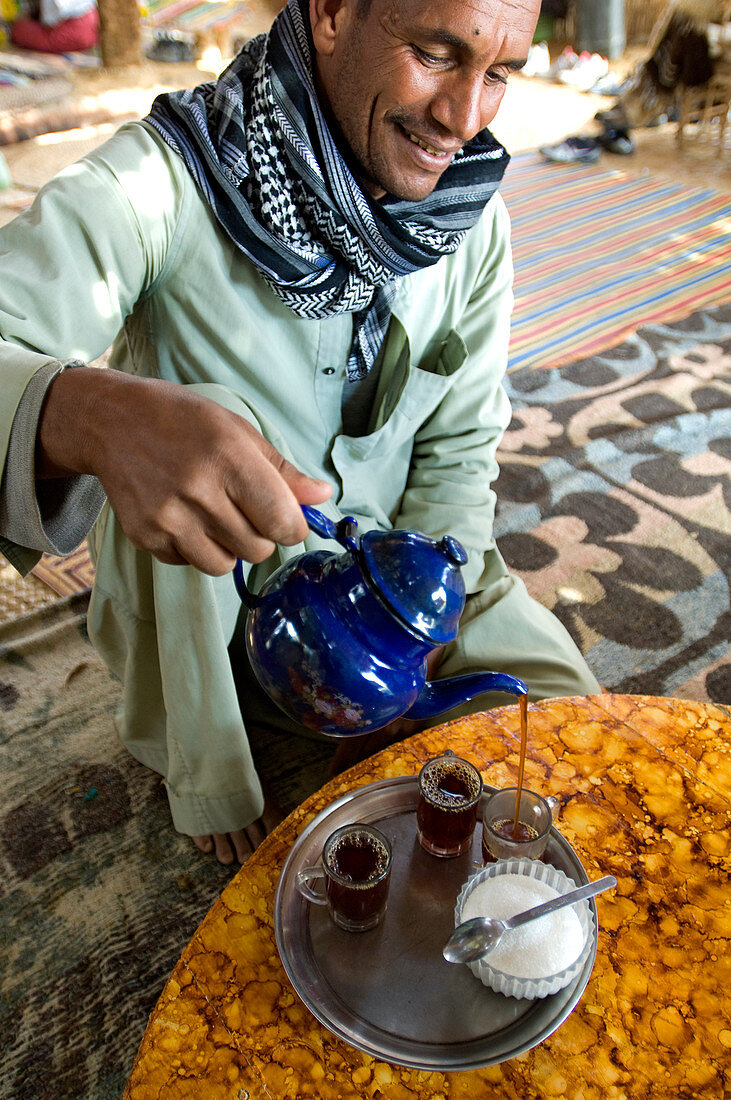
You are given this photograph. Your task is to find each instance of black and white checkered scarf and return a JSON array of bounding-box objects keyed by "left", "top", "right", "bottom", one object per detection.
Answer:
[{"left": 146, "top": 0, "right": 509, "bottom": 380}]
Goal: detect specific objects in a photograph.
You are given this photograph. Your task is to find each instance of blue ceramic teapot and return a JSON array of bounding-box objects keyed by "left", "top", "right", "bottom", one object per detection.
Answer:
[{"left": 233, "top": 506, "right": 527, "bottom": 737}]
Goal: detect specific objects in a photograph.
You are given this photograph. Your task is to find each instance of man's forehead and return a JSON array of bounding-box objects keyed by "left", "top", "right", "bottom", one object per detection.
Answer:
[
  {"left": 375, "top": 0, "right": 541, "bottom": 20},
  {"left": 374, "top": 0, "right": 540, "bottom": 36}
]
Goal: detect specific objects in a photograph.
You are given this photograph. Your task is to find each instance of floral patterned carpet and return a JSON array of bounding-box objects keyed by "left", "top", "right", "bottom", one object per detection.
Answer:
[
  {"left": 0, "top": 303, "right": 728, "bottom": 1098},
  {"left": 495, "top": 302, "right": 730, "bottom": 705},
  {"left": 0, "top": 591, "right": 337, "bottom": 1099}
]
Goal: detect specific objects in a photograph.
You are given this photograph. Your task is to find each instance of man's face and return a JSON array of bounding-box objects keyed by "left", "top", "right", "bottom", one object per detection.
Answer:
[{"left": 312, "top": 0, "right": 540, "bottom": 201}]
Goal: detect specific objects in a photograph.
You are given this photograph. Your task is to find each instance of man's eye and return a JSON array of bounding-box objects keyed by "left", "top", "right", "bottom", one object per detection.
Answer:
[
  {"left": 486, "top": 68, "right": 510, "bottom": 86},
  {"left": 413, "top": 45, "right": 450, "bottom": 66}
]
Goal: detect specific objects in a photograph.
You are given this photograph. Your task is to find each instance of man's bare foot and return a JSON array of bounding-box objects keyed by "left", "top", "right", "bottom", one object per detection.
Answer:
[
  {"left": 193, "top": 830, "right": 253, "bottom": 865},
  {"left": 191, "top": 784, "right": 285, "bottom": 865}
]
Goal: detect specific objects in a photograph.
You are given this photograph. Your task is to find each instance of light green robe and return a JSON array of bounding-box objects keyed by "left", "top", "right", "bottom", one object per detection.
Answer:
[{"left": 0, "top": 122, "right": 599, "bottom": 834}]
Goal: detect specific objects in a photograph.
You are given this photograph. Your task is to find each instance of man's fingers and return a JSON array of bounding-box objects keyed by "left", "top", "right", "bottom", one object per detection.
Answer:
[
  {"left": 140, "top": 530, "right": 240, "bottom": 576},
  {"left": 223, "top": 432, "right": 331, "bottom": 549},
  {"left": 124, "top": 494, "right": 269, "bottom": 575},
  {"left": 275, "top": 456, "right": 332, "bottom": 505},
  {"left": 195, "top": 500, "right": 280, "bottom": 568},
  {"left": 236, "top": 420, "right": 331, "bottom": 502},
  {"left": 60, "top": 373, "right": 335, "bottom": 572}
]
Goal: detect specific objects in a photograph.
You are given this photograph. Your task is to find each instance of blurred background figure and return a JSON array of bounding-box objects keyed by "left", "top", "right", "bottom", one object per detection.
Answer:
[{"left": 598, "top": 0, "right": 731, "bottom": 133}]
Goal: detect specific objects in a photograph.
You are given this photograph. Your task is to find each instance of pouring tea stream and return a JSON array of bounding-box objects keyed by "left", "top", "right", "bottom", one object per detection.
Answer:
[{"left": 233, "top": 507, "right": 527, "bottom": 737}]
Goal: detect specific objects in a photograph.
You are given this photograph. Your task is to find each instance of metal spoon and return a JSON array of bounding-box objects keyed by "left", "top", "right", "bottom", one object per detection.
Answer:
[{"left": 443, "top": 875, "right": 616, "bottom": 964}]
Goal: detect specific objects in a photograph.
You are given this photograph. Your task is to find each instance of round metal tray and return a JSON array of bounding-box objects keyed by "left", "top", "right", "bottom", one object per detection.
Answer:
[{"left": 274, "top": 776, "right": 598, "bottom": 1071}]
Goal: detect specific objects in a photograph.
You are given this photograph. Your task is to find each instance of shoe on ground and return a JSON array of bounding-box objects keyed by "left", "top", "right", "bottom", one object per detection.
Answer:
[
  {"left": 523, "top": 41, "right": 551, "bottom": 78},
  {"left": 559, "top": 51, "right": 609, "bottom": 92},
  {"left": 539, "top": 136, "right": 601, "bottom": 164},
  {"left": 589, "top": 73, "right": 623, "bottom": 96},
  {"left": 596, "top": 128, "right": 635, "bottom": 155},
  {"left": 146, "top": 30, "right": 197, "bottom": 63},
  {"left": 595, "top": 105, "right": 629, "bottom": 129},
  {"left": 549, "top": 46, "right": 578, "bottom": 80}
]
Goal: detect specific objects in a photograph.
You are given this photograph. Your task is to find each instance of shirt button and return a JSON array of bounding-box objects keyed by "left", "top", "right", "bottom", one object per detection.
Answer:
[{"left": 323, "top": 367, "right": 335, "bottom": 375}]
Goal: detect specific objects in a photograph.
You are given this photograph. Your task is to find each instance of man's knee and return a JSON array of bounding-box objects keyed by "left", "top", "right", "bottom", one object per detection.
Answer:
[{"left": 440, "top": 574, "right": 600, "bottom": 703}]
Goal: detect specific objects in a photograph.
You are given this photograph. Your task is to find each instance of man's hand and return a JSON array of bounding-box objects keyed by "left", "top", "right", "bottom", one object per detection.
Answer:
[{"left": 37, "top": 368, "right": 332, "bottom": 575}]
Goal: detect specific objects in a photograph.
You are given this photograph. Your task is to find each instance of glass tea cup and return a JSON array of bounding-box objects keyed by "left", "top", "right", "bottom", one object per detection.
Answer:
[
  {"left": 481, "top": 787, "right": 560, "bottom": 864},
  {"left": 416, "top": 750, "right": 483, "bottom": 858},
  {"left": 296, "top": 822, "right": 392, "bottom": 931}
]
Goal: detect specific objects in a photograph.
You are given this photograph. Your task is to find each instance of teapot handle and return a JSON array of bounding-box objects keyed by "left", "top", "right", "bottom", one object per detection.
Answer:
[
  {"left": 233, "top": 506, "right": 360, "bottom": 608},
  {"left": 233, "top": 558, "right": 259, "bottom": 609},
  {"left": 302, "top": 506, "right": 359, "bottom": 551}
]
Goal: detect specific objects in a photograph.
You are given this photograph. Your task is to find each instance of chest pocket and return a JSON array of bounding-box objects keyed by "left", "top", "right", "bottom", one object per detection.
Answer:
[{"left": 332, "top": 318, "right": 468, "bottom": 527}]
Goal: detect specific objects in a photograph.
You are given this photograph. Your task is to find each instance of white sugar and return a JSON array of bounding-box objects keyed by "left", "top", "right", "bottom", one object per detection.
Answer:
[{"left": 461, "top": 873, "right": 585, "bottom": 979}]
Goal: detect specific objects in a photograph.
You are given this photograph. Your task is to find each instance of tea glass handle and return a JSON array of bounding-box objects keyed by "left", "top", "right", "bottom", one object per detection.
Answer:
[
  {"left": 546, "top": 795, "right": 560, "bottom": 823},
  {"left": 296, "top": 866, "right": 328, "bottom": 906}
]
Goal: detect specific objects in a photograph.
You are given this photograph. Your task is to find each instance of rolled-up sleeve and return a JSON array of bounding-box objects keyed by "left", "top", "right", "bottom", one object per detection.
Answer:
[{"left": 0, "top": 361, "right": 106, "bottom": 573}]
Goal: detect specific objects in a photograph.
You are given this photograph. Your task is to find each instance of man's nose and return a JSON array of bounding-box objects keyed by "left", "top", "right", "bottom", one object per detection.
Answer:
[{"left": 430, "top": 70, "right": 500, "bottom": 141}]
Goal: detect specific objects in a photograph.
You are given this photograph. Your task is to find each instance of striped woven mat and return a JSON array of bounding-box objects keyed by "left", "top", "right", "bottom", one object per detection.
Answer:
[
  {"left": 143, "top": 0, "right": 250, "bottom": 33},
  {"left": 31, "top": 153, "right": 731, "bottom": 597},
  {"left": 141, "top": 0, "right": 256, "bottom": 36},
  {"left": 502, "top": 151, "right": 731, "bottom": 372},
  {"left": 31, "top": 542, "right": 95, "bottom": 596}
]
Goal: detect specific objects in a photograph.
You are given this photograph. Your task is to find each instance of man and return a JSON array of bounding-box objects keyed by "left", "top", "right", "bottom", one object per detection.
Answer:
[{"left": 0, "top": 0, "right": 600, "bottom": 865}]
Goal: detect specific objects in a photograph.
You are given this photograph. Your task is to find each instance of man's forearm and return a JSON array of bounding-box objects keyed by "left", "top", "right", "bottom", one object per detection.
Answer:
[
  {"left": 36, "top": 363, "right": 108, "bottom": 478},
  {"left": 34, "top": 367, "right": 332, "bottom": 575}
]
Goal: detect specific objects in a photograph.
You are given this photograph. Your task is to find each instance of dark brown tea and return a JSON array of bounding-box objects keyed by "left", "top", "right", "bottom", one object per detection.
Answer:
[
  {"left": 325, "top": 829, "right": 391, "bottom": 929},
  {"left": 417, "top": 756, "right": 482, "bottom": 857},
  {"left": 481, "top": 817, "right": 539, "bottom": 863}
]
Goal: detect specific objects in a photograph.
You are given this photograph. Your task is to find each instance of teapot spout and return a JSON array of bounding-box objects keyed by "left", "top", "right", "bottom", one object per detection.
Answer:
[{"left": 405, "top": 671, "right": 528, "bottom": 721}]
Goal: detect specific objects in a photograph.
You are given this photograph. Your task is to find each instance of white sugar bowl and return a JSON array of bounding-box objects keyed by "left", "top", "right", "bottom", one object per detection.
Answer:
[{"left": 453, "top": 857, "right": 597, "bottom": 999}]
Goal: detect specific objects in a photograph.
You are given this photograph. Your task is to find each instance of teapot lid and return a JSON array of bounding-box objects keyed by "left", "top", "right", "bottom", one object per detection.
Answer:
[{"left": 360, "top": 529, "right": 468, "bottom": 645}]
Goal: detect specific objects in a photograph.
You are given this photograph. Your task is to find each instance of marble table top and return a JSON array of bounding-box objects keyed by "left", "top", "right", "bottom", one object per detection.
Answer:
[{"left": 124, "top": 694, "right": 731, "bottom": 1099}]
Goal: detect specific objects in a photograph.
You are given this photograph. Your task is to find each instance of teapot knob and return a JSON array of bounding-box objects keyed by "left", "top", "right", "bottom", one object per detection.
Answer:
[{"left": 439, "top": 535, "right": 468, "bottom": 566}]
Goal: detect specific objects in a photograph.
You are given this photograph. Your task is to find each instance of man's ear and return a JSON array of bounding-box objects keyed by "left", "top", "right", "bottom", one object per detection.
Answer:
[{"left": 310, "top": 0, "right": 351, "bottom": 58}]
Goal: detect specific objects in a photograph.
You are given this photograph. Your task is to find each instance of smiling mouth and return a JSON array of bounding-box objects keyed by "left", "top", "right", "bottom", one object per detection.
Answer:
[{"left": 401, "top": 125, "right": 455, "bottom": 159}]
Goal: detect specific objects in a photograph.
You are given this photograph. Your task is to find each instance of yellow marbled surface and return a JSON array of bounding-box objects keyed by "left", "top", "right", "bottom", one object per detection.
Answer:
[{"left": 124, "top": 695, "right": 731, "bottom": 1099}]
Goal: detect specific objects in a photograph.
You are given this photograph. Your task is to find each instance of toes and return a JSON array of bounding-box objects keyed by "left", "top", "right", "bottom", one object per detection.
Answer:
[
  {"left": 212, "top": 834, "right": 235, "bottom": 865},
  {"left": 260, "top": 784, "right": 285, "bottom": 834},
  {"left": 230, "top": 829, "right": 254, "bottom": 864},
  {"left": 244, "top": 819, "right": 267, "bottom": 851},
  {"left": 193, "top": 835, "right": 214, "bottom": 853},
  {"left": 192, "top": 831, "right": 257, "bottom": 865}
]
